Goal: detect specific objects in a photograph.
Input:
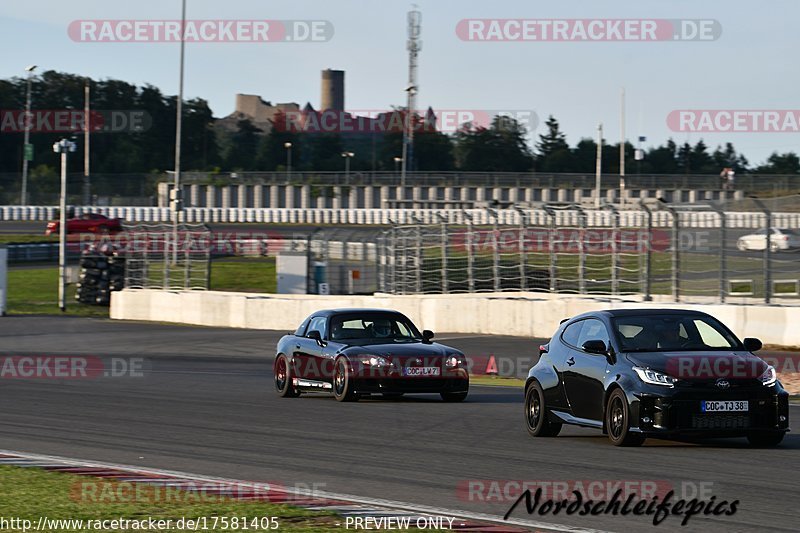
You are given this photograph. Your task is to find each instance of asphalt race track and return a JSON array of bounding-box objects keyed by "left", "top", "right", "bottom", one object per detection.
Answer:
[{"left": 0, "top": 317, "right": 797, "bottom": 532}]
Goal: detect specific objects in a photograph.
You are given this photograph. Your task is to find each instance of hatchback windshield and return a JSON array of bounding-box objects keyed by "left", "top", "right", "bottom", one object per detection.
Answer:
[
  {"left": 613, "top": 314, "right": 739, "bottom": 352},
  {"left": 329, "top": 314, "right": 421, "bottom": 343}
]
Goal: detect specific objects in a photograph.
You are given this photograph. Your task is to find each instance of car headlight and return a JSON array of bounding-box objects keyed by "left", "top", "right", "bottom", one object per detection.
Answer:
[
  {"left": 445, "top": 354, "right": 466, "bottom": 368},
  {"left": 759, "top": 365, "right": 777, "bottom": 386},
  {"left": 633, "top": 366, "right": 678, "bottom": 387},
  {"left": 359, "top": 355, "right": 391, "bottom": 367}
]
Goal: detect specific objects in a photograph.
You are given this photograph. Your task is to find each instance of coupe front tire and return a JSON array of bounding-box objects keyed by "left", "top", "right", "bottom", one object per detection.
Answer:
[
  {"left": 274, "top": 354, "right": 299, "bottom": 398},
  {"left": 333, "top": 358, "right": 359, "bottom": 402},
  {"left": 606, "top": 389, "right": 645, "bottom": 447},
  {"left": 525, "top": 381, "right": 561, "bottom": 437}
]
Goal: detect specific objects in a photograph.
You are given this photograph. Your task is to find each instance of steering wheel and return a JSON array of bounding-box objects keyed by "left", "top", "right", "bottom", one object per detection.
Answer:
[{"left": 678, "top": 340, "right": 706, "bottom": 350}]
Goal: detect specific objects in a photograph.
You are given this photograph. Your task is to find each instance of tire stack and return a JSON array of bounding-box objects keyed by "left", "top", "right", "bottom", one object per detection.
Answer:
[{"left": 75, "top": 245, "right": 126, "bottom": 306}]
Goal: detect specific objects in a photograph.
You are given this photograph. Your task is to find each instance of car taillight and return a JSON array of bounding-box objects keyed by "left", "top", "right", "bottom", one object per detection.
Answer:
[{"left": 539, "top": 344, "right": 549, "bottom": 356}]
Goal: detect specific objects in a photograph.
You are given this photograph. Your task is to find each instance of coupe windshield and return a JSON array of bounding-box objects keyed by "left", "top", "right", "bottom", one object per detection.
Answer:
[
  {"left": 329, "top": 314, "right": 421, "bottom": 342},
  {"left": 613, "top": 314, "right": 739, "bottom": 352}
]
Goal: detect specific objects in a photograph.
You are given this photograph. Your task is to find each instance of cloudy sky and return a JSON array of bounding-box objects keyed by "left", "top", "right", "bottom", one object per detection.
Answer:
[{"left": 2, "top": 0, "right": 798, "bottom": 164}]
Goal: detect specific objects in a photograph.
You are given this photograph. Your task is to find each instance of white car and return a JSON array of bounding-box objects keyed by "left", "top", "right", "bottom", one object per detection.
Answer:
[{"left": 736, "top": 227, "right": 800, "bottom": 252}]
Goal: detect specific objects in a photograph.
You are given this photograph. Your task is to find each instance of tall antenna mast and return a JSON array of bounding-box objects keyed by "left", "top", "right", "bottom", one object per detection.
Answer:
[{"left": 401, "top": 6, "right": 421, "bottom": 190}]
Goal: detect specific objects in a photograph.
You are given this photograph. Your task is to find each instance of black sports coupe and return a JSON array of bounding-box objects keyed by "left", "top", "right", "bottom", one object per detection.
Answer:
[
  {"left": 525, "top": 309, "right": 790, "bottom": 446},
  {"left": 274, "top": 309, "right": 469, "bottom": 402}
]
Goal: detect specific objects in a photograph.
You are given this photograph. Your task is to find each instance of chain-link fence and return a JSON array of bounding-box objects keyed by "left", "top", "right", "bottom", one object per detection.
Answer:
[
  {"left": 124, "top": 223, "right": 211, "bottom": 290},
  {"left": 378, "top": 197, "right": 800, "bottom": 303},
  {"left": 305, "top": 228, "right": 381, "bottom": 295}
]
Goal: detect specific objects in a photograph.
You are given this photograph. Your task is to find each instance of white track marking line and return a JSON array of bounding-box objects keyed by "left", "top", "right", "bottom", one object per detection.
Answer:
[{"left": 0, "top": 449, "right": 613, "bottom": 533}]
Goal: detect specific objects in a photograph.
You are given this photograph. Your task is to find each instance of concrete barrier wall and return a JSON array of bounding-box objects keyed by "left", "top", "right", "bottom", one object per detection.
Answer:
[
  {"left": 110, "top": 289, "right": 800, "bottom": 346},
  {"left": 3, "top": 205, "right": 800, "bottom": 228}
]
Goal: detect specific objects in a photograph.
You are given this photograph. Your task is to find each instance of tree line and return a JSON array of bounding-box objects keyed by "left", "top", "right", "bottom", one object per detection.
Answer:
[{"left": 1, "top": 71, "right": 797, "bottom": 179}]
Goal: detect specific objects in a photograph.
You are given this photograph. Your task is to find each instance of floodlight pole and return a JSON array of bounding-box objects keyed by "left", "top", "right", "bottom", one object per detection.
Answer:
[
  {"left": 619, "top": 88, "right": 626, "bottom": 207},
  {"left": 750, "top": 196, "right": 773, "bottom": 304},
  {"left": 53, "top": 139, "right": 76, "bottom": 312},
  {"left": 595, "top": 123, "right": 603, "bottom": 208},
  {"left": 638, "top": 201, "right": 654, "bottom": 302},
  {"left": 172, "top": 0, "right": 187, "bottom": 266},
  {"left": 21, "top": 65, "right": 36, "bottom": 205},
  {"left": 83, "top": 81, "right": 91, "bottom": 205},
  {"left": 602, "top": 203, "right": 620, "bottom": 295}
]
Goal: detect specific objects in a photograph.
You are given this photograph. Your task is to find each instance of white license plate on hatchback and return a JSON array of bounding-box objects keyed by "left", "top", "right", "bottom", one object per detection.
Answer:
[
  {"left": 701, "top": 400, "right": 748, "bottom": 412},
  {"left": 403, "top": 367, "right": 440, "bottom": 377}
]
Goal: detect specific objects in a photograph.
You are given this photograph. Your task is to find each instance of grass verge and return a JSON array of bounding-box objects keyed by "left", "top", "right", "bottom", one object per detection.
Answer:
[
  {"left": 6, "top": 267, "right": 108, "bottom": 317},
  {"left": 0, "top": 465, "right": 343, "bottom": 532},
  {"left": 0, "top": 234, "right": 56, "bottom": 244},
  {"left": 5, "top": 257, "right": 278, "bottom": 316},
  {"left": 209, "top": 257, "right": 277, "bottom": 293},
  {"left": 469, "top": 375, "right": 526, "bottom": 387}
]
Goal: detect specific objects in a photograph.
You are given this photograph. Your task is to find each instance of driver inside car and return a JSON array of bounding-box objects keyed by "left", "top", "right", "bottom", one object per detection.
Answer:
[
  {"left": 656, "top": 322, "right": 689, "bottom": 350},
  {"left": 330, "top": 321, "right": 343, "bottom": 341},
  {"left": 370, "top": 319, "right": 394, "bottom": 338}
]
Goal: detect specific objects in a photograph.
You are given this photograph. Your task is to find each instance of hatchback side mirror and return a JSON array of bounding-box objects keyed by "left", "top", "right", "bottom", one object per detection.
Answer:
[
  {"left": 743, "top": 337, "right": 762, "bottom": 352},
  {"left": 422, "top": 330, "right": 435, "bottom": 344},
  {"left": 582, "top": 339, "right": 608, "bottom": 355}
]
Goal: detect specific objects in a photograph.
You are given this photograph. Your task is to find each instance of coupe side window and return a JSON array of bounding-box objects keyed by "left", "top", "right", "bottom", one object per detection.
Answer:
[
  {"left": 576, "top": 319, "right": 609, "bottom": 349},
  {"left": 561, "top": 321, "right": 584, "bottom": 347},
  {"left": 307, "top": 317, "right": 327, "bottom": 339}
]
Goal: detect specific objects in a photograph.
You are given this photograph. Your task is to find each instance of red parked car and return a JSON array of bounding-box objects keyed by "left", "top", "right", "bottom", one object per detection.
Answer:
[{"left": 45, "top": 213, "right": 123, "bottom": 235}]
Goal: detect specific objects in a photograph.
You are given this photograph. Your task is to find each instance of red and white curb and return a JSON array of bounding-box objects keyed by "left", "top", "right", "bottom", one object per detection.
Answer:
[{"left": 0, "top": 450, "right": 608, "bottom": 533}]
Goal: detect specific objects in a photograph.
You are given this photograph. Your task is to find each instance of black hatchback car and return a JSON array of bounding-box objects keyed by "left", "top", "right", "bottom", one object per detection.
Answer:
[
  {"left": 274, "top": 309, "right": 469, "bottom": 402},
  {"left": 525, "top": 309, "right": 790, "bottom": 446}
]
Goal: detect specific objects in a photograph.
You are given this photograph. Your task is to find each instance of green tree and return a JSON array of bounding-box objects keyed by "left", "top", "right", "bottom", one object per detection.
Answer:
[
  {"left": 456, "top": 116, "right": 534, "bottom": 172},
  {"left": 412, "top": 130, "right": 455, "bottom": 171},
  {"left": 535, "top": 115, "right": 570, "bottom": 171},
  {"left": 224, "top": 119, "right": 262, "bottom": 170},
  {"left": 307, "top": 133, "right": 345, "bottom": 171},
  {"left": 643, "top": 140, "right": 679, "bottom": 174},
  {"left": 712, "top": 143, "right": 749, "bottom": 173},
  {"left": 754, "top": 152, "right": 800, "bottom": 174},
  {"left": 256, "top": 111, "right": 301, "bottom": 171}
]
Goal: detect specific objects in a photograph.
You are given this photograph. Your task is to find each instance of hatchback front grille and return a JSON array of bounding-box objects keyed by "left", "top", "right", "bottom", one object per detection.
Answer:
[{"left": 691, "top": 415, "right": 750, "bottom": 430}]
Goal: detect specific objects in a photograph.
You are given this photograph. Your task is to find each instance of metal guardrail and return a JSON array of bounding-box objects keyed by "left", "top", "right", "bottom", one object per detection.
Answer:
[{"left": 6, "top": 243, "right": 81, "bottom": 264}]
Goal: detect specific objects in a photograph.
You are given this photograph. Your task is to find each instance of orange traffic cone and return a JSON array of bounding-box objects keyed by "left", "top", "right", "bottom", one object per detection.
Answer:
[{"left": 485, "top": 355, "right": 498, "bottom": 376}]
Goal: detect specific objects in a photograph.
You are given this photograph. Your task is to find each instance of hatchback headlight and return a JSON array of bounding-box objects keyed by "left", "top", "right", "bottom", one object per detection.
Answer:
[
  {"left": 759, "top": 365, "right": 777, "bottom": 386},
  {"left": 634, "top": 366, "right": 678, "bottom": 387}
]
